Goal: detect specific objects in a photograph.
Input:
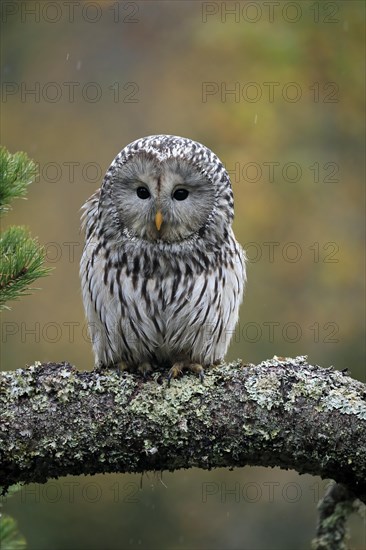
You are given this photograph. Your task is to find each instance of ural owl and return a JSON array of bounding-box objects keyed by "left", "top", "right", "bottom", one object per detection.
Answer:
[{"left": 80, "top": 135, "right": 246, "bottom": 382}]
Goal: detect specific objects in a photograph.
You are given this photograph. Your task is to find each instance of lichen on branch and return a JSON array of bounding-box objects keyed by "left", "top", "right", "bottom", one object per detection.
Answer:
[{"left": 0, "top": 356, "right": 365, "bottom": 504}]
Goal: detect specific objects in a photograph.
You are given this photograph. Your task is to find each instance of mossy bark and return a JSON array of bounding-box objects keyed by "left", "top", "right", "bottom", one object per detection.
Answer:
[
  {"left": 311, "top": 482, "right": 362, "bottom": 550},
  {"left": 1, "top": 356, "right": 365, "bottom": 503}
]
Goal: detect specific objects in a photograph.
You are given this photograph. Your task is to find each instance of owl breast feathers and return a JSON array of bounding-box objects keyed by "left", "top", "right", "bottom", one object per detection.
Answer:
[{"left": 80, "top": 135, "right": 246, "bottom": 377}]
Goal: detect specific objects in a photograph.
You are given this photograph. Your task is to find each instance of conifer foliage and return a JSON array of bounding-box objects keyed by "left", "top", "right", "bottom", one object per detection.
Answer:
[{"left": 0, "top": 146, "right": 50, "bottom": 311}]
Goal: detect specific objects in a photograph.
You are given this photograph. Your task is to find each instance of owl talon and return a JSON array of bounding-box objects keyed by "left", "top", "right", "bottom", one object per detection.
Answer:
[
  {"left": 94, "top": 361, "right": 127, "bottom": 376},
  {"left": 189, "top": 363, "right": 205, "bottom": 383},
  {"left": 167, "top": 362, "right": 184, "bottom": 386},
  {"left": 112, "top": 361, "right": 128, "bottom": 376},
  {"left": 138, "top": 362, "right": 153, "bottom": 379},
  {"left": 167, "top": 362, "right": 204, "bottom": 385},
  {"left": 94, "top": 362, "right": 113, "bottom": 373}
]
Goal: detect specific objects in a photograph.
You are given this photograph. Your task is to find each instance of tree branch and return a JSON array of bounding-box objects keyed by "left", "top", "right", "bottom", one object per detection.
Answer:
[
  {"left": 1, "top": 356, "right": 365, "bottom": 505},
  {"left": 311, "top": 482, "right": 362, "bottom": 550}
]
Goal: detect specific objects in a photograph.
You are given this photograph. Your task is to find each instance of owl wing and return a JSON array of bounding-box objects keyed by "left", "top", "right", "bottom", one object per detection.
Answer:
[{"left": 81, "top": 189, "right": 100, "bottom": 241}]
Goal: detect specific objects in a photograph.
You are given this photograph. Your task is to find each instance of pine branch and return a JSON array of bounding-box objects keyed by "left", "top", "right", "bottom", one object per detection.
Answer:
[
  {"left": 0, "top": 146, "right": 51, "bottom": 310},
  {"left": 0, "top": 227, "right": 50, "bottom": 310},
  {"left": 1, "top": 356, "right": 365, "bottom": 505},
  {"left": 0, "top": 485, "right": 26, "bottom": 550},
  {"left": 0, "top": 514, "right": 27, "bottom": 550},
  {"left": 0, "top": 147, "right": 36, "bottom": 216}
]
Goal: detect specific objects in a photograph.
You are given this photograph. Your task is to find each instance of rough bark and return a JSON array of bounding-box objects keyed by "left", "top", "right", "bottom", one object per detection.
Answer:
[
  {"left": 1, "top": 356, "right": 365, "bottom": 505},
  {"left": 311, "top": 482, "right": 362, "bottom": 550}
]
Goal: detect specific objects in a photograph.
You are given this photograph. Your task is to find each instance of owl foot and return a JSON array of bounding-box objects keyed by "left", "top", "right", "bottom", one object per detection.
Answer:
[
  {"left": 138, "top": 362, "right": 153, "bottom": 379},
  {"left": 116, "top": 361, "right": 128, "bottom": 371},
  {"left": 116, "top": 361, "right": 130, "bottom": 376},
  {"left": 94, "top": 361, "right": 128, "bottom": 376},
  {"left": 167, "top": 361, "right": 204, "bottom": 386}
]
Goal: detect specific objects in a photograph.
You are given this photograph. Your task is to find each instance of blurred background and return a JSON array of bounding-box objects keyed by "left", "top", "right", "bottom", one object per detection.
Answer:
[{"left": 1, "top": 1, "right": 365, "bottom": 548}]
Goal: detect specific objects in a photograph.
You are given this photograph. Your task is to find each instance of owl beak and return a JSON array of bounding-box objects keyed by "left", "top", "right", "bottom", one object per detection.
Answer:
[{"left": 155, "top": 210, "right": 163, "bottom": 231}]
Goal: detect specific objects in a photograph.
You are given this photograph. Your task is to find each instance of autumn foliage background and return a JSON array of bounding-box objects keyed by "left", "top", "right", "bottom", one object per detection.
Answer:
[{"left": 1, "top": 1, "right": 365, "bottom": 549}]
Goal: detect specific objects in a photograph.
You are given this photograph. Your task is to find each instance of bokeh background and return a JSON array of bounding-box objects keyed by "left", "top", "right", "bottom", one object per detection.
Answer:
[{"left": 1, "top": 1, "right": 365, "bottom": 548}]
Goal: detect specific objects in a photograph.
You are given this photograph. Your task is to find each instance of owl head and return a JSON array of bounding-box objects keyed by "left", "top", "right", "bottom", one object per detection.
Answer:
[{"left": 98, "top": 135, "right": 234, "bottom": 245}]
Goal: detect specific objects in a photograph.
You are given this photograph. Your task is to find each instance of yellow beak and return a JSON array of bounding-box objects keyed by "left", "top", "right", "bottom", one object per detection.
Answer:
[{"left": 155, "top": 210, "right": 163, "bottom": 231}]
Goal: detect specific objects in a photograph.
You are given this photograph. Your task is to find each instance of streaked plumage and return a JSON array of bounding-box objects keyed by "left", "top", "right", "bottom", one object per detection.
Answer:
[{"left": 80, "top": 135, "right": 246, "bottom": 377}]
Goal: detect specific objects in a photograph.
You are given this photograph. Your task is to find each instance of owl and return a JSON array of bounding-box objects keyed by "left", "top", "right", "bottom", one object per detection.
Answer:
[{"left": 80, "top": 135, "right": 246, "bottom": 382}]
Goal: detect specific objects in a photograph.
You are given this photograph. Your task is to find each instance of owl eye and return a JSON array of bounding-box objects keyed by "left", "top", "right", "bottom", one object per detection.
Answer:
[
  {"left": 136, "top": 186, "right": 150, "bottom": 199},
  {"left": 173, "top": 188, "right": 189, "bottom": 201}
]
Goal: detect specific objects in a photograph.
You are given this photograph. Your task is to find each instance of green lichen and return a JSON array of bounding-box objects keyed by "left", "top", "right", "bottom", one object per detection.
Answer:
[
  {"left": 323, "top": 388, "right": 366, "bottom": 419},
  {"left": 0, "top": 356, "right": 365, "bottom": 503},
  {"left": 244, "top": 372, "right": 282, "bottom": 410}
]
